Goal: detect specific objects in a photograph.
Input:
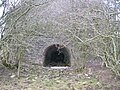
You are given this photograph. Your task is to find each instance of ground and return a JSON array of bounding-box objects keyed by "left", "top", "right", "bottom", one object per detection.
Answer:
[{"left": 0, "top": 59, "right": 120, "bottom": 90}]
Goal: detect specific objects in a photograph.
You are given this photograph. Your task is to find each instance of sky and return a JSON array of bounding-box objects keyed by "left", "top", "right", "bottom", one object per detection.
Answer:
[
  {"left": 0, "top": 0, "right": 4, "bottom": 17},
  {"left": 0, "top": 0, "right": 21, "bottom": 18}
]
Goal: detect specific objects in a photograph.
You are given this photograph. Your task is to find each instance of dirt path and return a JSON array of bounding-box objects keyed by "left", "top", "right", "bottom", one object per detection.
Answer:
[{"left": 0, "top": 60, "right": 120, "bottom": 90}]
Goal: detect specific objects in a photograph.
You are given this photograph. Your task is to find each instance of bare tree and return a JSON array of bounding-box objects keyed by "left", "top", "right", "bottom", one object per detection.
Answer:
[{"left": 0, "top": 0, "right": 120, "bottom": 77}]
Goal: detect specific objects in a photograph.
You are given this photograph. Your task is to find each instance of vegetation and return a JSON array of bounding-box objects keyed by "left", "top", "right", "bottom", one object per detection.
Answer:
[{"left": 0, "top": 0, "right": 120, "bottom": 78}]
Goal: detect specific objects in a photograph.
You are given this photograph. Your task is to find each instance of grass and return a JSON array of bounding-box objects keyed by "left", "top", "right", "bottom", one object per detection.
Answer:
[{"left": 0, "top": 64, "right": 120, "bottom": 90}]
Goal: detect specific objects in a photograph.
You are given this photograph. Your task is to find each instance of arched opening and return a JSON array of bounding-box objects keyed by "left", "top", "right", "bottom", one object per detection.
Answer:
[{"left": 43, "top": 44, "right": 71, "bottom": 67}]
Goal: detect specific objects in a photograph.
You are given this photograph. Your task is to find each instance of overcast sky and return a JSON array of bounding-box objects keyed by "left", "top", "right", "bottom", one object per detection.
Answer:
[
  {"left": 0, "top": 0, "right": 21, "bottom": 18},
  {"left": 0, "top": 0, "right": 4, "bottom": 17}
]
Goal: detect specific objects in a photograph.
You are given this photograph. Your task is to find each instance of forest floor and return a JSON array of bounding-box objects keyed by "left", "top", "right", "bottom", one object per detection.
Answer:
[{"left": 0, "top": 59, "right": 120, "bottom": 90}]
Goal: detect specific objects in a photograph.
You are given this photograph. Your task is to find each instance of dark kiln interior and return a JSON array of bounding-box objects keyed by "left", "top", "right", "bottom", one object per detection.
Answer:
[{"left": 43, "top": 44, "right": 71, "bottom": 67}]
